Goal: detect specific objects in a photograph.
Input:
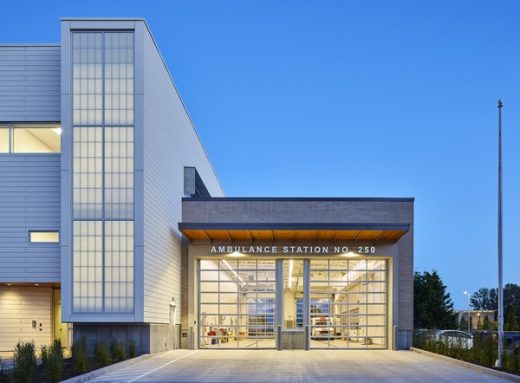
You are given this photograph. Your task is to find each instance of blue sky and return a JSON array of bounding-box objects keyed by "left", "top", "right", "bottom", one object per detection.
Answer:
[{"left": 1, "top": 0, "right": 519, "bottom": 309}]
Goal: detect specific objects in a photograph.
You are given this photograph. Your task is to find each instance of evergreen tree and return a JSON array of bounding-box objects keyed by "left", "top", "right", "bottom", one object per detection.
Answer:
[
  {"left": 470, "top": 284, "right": 520, "bottom": 326},
  {"left": 414, "top": 270, "right": 458, "bottom": 329},
  {"left": 505, "top": 304, "right": 519, "bottom": 331},
  {"left": 458, "top": 315, "right": 469, "bottom": 331},
  {"left": 481, "top": 315, "right": 490, "bottom": 330},
  {"left": 470, "top": 288, "right": 497, "bottom": 310}
]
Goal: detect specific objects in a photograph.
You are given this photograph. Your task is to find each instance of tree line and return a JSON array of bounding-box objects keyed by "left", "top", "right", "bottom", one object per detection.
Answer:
[{"left": 414, "top": 270, "right": 520, "bottom": 331}]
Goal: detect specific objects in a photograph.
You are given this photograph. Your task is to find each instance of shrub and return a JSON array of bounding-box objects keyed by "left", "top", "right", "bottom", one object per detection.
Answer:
[
  {"left": 95, "top": 340, "right": 112, "bottom": 366},
  {"left": 414, "top": 331, "right": 517, "bottom": 372},
  {"left": 72, "top": 336, "right": 89, "bottom": 373},
  {"left": 127, "top": 339, "right": 137, "bottom": 358},
  {"left": 0, "top": 357, "right": 10, "bottom": 383},
  {"left": 12, "top": 341, "right": 36, "bottom": 383},
  {"left": 111, "top": 340, "right": 126, "bottom": 362},
  {"left": 503, "top": 346, "right": 520, "bottom": 374},
  {"left": 42, "top": 339, "right": 64, "bottom": 383}
]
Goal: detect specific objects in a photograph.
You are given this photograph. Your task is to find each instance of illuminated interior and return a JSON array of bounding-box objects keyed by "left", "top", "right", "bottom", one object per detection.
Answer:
[
  {"left": 29, "top": 231, "right": 60, "bottom": 243},
  {"left": 198, "top": 257, "right": 387, "bottom": 349},
  {"left": 199, "top": 259, "right": 276, "bottom": 348},
  {"left": 0, "top": 125, "right": 61, "bottom": 153}
]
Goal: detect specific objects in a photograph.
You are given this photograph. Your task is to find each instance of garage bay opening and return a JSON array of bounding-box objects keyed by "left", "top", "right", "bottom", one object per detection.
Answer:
[{"left": 198, "top": 257, "right": 388, "bottom": 350}]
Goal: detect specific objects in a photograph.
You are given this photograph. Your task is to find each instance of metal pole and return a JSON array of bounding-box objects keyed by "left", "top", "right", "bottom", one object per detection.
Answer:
[
  {"left": 496, "top": 99, "right": 504, "bottom": 368},
  {"left": 467, "top": 293, "right": 471, "bottom": 333}
]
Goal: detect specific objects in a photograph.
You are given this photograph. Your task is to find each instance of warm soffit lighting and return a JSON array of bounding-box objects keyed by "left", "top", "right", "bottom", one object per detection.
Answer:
[
  {"left": 34, "top": 283, "right": 39, "bottom": 286},
  {"left": 7, "top": 283, "right": 12, "bottom": 286}
]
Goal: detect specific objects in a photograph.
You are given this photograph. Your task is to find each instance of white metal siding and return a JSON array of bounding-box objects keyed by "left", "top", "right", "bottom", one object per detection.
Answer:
[
  {"left": 0, "top": 287, "right": 53, "bottom": 352},
  {"left": 142, "top": 29, "right": 223, "bottom": 324},
  {"left": 0, "top": 46, "right": 60, "bottom": 122},
  {"left": 0, "top": 155, "right": 61, "bottom": 282}
]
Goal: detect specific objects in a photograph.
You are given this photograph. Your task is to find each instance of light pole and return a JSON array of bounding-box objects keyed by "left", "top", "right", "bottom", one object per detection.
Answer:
[
  {"left": 496, "top": 99, "right": 504, "bottom": 368},
  {"left": 464, "top": 291, "right": 471, "bottom": 333}
]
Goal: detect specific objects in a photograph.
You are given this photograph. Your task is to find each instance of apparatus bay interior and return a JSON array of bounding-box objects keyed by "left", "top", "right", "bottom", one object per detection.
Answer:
[{"left": 198, "top": 257, "right": 388, "bottom": 349}]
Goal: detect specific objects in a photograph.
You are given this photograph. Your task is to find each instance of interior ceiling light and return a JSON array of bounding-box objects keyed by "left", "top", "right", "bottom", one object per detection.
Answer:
[
  {"left": 222, "top": 259, "right": 245, "bottom": 287},
  {"left": 53, "top": 127, "right": 62, "bottom": 135},
  {"left": 288, "top": 259, "right": 294, "bottom": 289}
]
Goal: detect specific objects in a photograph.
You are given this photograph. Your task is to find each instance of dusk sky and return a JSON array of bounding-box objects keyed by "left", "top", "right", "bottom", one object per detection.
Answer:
[{"left": 1, "top": 0, "right": 519, "bottom": 309}]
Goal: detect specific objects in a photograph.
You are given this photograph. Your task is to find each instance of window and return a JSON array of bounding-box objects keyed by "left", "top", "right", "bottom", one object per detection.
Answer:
[
  {"left": 0, "top": 125, "right": 61, "bottom": 153},
  {"left": 71, "top": 31, "right": 135, "bottom": 313},
  {"left": 0, "top": 127, "right": 8, "bottom": 152},
  {"left": 13, "top": 126, "right": 61, "bottom": 153},
  {"left": 29, "top": 231, "right": 60, "bottom": 243}
]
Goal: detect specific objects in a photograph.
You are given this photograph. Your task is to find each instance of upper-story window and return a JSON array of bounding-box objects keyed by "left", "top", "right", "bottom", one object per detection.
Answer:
[{"left": 0, "top": 124, "right": 61, "bottom": 153}]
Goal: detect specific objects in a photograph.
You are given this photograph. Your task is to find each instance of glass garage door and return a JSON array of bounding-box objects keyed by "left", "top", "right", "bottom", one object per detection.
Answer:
[
  {"left": 199, "top": 259, "right": 276, "bottom": 349},
  {"left": 309, "top": 259, "right": 387, "bottom": 349}
]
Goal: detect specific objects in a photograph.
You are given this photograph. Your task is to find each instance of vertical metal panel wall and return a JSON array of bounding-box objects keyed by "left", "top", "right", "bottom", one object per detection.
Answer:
[{"left": 141, "top": 25, "right": 223, "bottom": 325}]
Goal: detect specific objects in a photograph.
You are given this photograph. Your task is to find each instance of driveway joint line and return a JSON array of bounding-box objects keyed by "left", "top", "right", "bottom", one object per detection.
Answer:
[{"left": 126, "top": 350, "right": 199, "bottom": 383}]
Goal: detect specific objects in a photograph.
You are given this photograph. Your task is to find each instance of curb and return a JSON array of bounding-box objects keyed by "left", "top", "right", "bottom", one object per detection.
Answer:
[
  {"left": 411, "top": 347, "right": 520, "bottom": 383},
  {"left": 60, "top": 354, "right": 151, "bottom": 383}
]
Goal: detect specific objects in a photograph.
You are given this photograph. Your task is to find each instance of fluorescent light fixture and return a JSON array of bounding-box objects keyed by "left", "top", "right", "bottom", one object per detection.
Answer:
[
  {"left": 288, "top": 259, "right": 294, "bottom": 289},
  {"left": 53, "top": 127, "right": 62, "bottom": 135},
  {"left": 222, "top": 260, "right": 244, "bottom": 286},
  {"left": 229, "top": 251, "right": 244, "bottom": 257}
]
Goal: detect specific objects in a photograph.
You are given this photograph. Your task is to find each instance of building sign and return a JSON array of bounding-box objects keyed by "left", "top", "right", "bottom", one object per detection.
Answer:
[{"left": 209, "top": 245, "right": 377, "bottom": 255}]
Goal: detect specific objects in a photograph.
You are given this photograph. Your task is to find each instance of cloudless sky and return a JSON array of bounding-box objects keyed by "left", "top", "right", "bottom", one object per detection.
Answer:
[{"left": 1, "top": 0, "right": 519, "bottom": 309}]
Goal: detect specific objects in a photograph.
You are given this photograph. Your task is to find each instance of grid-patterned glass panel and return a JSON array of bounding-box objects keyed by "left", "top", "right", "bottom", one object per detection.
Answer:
[
  {"left": 72, "top": 33, "right": 103, "bottom": 126},
  {"left": 72, "top": 221, "right": 103, "bottom": 312},
  {"left": 73, "top": 127, "right": 103, "bottom": 219},
  {"left": 310, "top": 259, "right": 387, "bottom": 349},
  {"left": 105, "top": 127, "right": 134, "bottom": 219},
  {"left": 104, "top": 33, "right": 134, "bottom": 125},
  {"left": 71, "top": 31, "right": 135, "bottom": 313},
  {"left": 199, "top": 259, "right": 277, "bottom": 349},
  {"left": 105, "top": 221, "right": 134, "bottom": 312}
]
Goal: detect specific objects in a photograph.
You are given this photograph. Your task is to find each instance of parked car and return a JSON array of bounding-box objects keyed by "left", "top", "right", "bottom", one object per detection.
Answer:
[
  {"left": 311, "top": 317, "right": 334, "bottom": 338},
  {"left": 434, "top": 330, "right": 473, "bottom": 349},
  {"left": 504, "top": 332, "right": 520, "bottom": 347}
]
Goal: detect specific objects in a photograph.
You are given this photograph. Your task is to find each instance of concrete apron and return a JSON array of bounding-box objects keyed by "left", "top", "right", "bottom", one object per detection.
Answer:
[
  {"left": 60, "top": 354, "right": 151, "bottom": 383},
  {"left": 411, "top": 347, "right": 520, "bottom": 383}
]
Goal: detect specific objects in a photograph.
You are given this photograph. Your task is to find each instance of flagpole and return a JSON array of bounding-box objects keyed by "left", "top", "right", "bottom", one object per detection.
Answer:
[{"left": 496, "top": 98, "right": 504, "bottom": 368}]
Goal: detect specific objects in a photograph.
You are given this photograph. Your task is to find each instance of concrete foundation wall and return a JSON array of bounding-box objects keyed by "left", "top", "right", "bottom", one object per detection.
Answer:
[{"left": 73, "top": 323, "right": 180, "bottom": 355}]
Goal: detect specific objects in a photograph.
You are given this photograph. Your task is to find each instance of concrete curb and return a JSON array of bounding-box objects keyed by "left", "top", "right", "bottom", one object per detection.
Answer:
[
  {"left": 411, "top": 347, "right": 520, "bottom": 382},
  {"left": 59, "top": 354, "right": 151, "bottom": 383}
]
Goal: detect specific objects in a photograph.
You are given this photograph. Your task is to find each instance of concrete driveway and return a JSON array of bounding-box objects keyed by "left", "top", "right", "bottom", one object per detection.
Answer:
[{"left": 89, "top": 349, "right": 514, "bottom": 383}]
